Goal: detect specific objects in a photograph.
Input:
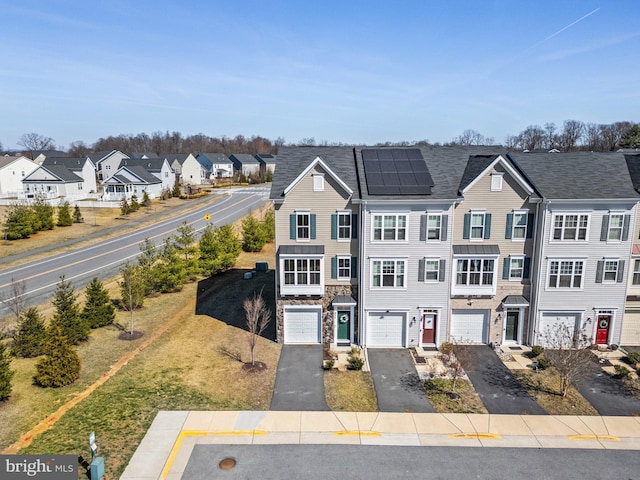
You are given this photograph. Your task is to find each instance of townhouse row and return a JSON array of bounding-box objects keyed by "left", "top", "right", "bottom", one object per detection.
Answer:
[{"left": 269, "top": 146, "right": 640, "bottom": 349}]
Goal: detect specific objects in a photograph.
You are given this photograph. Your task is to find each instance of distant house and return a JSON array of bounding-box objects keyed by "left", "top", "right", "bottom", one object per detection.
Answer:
[
  {"left": 256, "top": 154, "right": 277, "bottom": 176},
  {"left": 197, "top": 153, "right": 233, "bottom": 179},
  {"left": 32, "top": 150, "right": 65, "bottom": 165},
  {"left": 0, "top": 155, "right": 39, "bottom": 196},
  {"left": 169, "top": 153, "right": 210, "bottom": 185},
  {"left": 42, "top": 157, "right": 97, "bottom": 194},
  {"left": 89, "top": 150, "right": 129, "bottom": 182},
  {"left": 229, "top": 154, "right": 261, "bottom": 178},
  {"left": 22, "top": 164, "right": 85, "bottom": 199},
  {"left": 118, "top": 157, "right": 174, "bottom": 191},
  {"left": 102, "top": 165, "right": 162, "bottom": 201}
]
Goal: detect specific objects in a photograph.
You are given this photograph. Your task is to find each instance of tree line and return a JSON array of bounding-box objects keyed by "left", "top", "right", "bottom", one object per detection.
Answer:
[{"left": 4, "top": 119, "right": 638, "bottom": 159}]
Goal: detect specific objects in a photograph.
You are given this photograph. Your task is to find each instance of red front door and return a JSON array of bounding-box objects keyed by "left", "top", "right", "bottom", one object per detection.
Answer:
[
  {"left": 422, "top": 313, "right": 436, "bottom": 344},
  {"left": 595, "top": 315, "right": 611, "bottom": 344}
]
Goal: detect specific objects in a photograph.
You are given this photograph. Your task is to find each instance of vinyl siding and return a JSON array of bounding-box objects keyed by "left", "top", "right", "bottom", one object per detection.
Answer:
[
  {"left": 534, "top": 201, "right": 637, "bottom": 345},
  {"left": 361, "top": 201, "right": 453, "bottom": 346},
  {"left": 275, "top": 165, "right": 357, "bottom": 287}
]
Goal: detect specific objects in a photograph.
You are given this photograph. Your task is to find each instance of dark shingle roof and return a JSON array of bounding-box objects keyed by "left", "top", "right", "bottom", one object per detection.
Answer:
[
  {"left": 625, "top": 155, "right": 640, "bottom": 192},
  {"left": 279, "top": 245, "right": 325, "bottom": 255},
  {"left": 458, "top": 155, "right": 500, "bottom": 193},
  {"left": 256, "top": 154, "right": 276, "bottom": 164},
  {"left": 452, "top": 244, "right": 500, "bottom": 255},
  {"left": 42, "top": 157, "right": 89, "bottom": 171},
  {"left": 23, "top": 165, "right": 83, "bottom": 183},
  {"left": 509, "top": 151, "right": 638, "bottom": 199},
  {"left": 269, "top": 146, "right": 360, "bottom": 201},
  {"left": 119, "top": 158, "right": 167, "bottom": 172},
  {"left": 106, "top": 165, "right": 161, "bottom": 184},
  {"left": 199, "top": 153, "right": 232, "bottom": 164}
]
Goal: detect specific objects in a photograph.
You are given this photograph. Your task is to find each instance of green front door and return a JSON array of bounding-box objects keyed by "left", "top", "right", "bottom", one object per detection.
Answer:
[
  {"left": 337, "top": 311, "right": 350, "bottom": 344},
  {"left": 505, "top": 311, "right": 519, "bottom": 342}
]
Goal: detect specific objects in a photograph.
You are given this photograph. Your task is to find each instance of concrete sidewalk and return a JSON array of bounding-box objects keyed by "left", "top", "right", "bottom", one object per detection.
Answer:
[{"left": 121, "top": 410, "right": 640, "bottom": 480}]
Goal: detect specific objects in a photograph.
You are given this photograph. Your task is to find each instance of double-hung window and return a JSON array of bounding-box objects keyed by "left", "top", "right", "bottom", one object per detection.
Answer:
[
  {"left": 509, "top": 257, "right": 524, "bottom": 280},
  {"left": 596, "top": 259, "right": 625, "bottom": 284},
  {"left": 338, "top": 212, "right": 351, "bottom": 240},
  {"left": 548, "top": 260, "right": 584, "bottom": 288},
  {"left": 296, "top": 212, "right": 310, "bottom": 240},
  {"left": 470, "top": 213, "right": 485, "bottom": 239},
  {"left": 283, "top": 258, "right": 321, "bottom": 286},
  {"left": 553, "top": 214, "right": 588, "bottom": 241},
  {"left": 456, "top": 258, "right": 495, "bottom": 286},
  {"left": 633, "top": 259, "right": 640, "bottom": 285},
  {"left": 337, "top": 256, "right": 351, "bottom": 280},
  {"left": 607, "top": 214, "right": 624, "bottom": 241},
  {"left": 511, "top": 211, "right": 528, "bottom": 240},
  {"left": 427, "top": 214, "right": 441, "bottom": 240},
  {"left": 372, "top": 260, "right": 406, "bottom": 288},
  {"left": 373, "top": 214, "right": 407, "bottom": 241},
  {"left": 463, "top": 212, "right": 491, "bottom": 240},
  {"left": 425, "top": 259, "right": 440, "bottom": 281}
]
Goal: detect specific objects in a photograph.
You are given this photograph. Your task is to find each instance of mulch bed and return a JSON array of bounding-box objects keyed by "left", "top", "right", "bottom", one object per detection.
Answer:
[
  {"left": 242, "top": 361, "right": 267, "bottom": 373},
  {"left": 118, "top": 330, "right": 144, "bottom": 341},
  {"left": 410, "top": 347, "right": 427, "bottom": 364}
]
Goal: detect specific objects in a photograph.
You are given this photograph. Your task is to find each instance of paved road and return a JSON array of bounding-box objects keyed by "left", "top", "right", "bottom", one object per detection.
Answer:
[
  {"left": 457, "top": 345, "right": 547, "bottom": 415},
  {"left": 182, "top": 444, "right": 640, "bottom": 480},
  {"left": 367, "top": 348, "right": 435, "bottom": 412},
  {"left": 0, "top": 191, "right": 268, "bottom": 317},
  {"left": 270, "top": 345, "right": 329, "bottom": 411}
]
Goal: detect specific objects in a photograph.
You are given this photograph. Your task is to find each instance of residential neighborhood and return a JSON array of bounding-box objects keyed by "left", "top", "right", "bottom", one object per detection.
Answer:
[{"left": 271, "top": 146, "right": 640, "bottom": 350}]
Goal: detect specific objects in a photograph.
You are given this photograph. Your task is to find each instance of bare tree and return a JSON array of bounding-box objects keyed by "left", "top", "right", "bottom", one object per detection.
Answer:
[
  {"left": 559, "top": 120, "right": 585, "bottom": 151},
  {"left": 67, "top": 140, "right": 90, "bottom": 157},
  {"left": 18, "top": 133, "right": 55, "bottom": 158},
  {"left": 519, "top": 125, "right": 546, "bottom": 150},
  {"left": 0, "top": 278, "right": 27, "bottom": 322},
  {"left": 540, "top": 323, "right": 593, "bottom": 398},
  {"left": 543, "top": 122, "right": 557, "bottom": 150},
  {"left": 244, "top": 289, "right": 271, "bottom": 366},
  {"left": 450, "top": 129, "right": 494, "bottom": 146},
  {"left": 438, "top": 341, "right": 471, "bottom": 398}
]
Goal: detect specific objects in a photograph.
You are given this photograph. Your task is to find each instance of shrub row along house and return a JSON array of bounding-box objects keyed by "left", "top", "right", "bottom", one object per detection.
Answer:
[
  {"left": 0, "top": 150, "right": 277, "bottom": 201},
  {"left": 270, "top": 146, "right": 640, "bottom": 350}
]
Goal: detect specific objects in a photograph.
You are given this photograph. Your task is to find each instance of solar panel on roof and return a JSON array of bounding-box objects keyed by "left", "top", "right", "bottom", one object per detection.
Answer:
[{"left": 361, "top": 148, "right": 434, "bottom": 196}]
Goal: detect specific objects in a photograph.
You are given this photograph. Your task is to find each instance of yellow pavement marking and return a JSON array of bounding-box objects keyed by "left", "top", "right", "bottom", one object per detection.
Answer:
[
  {"left": 569, "top": 434, "right": 620, "bottom": 441},
  {"left": 334, "top": 431, "right": 381, "bottom": 437},
  {"left": 161, "top": 430, "right": 268, "bottom": 478},
  {"left": 449, "top": 433, "right": 502, "bottom": 439}
]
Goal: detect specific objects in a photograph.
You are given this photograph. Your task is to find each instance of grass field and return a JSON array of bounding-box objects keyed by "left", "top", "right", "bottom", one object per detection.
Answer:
[
  {"left": 424, "top": 378, "right": 488, "bottom": 414},
  {"left": 324, "top": 370, "right": 378, "bottom": 412}
]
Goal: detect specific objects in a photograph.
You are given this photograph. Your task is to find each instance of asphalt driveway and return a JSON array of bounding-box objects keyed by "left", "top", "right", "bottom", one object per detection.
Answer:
[
  {"left": 270, "top": 345, "right": 329, "bottom": 411},
  {"left": 456, "top": 345, "right": 547, "bottom": 415},
  {"left": 367, "top": 349, "right": 435, "bottom": 412},
  {"left": 574, "top": 356, "right": 640, "bottom": 416}
]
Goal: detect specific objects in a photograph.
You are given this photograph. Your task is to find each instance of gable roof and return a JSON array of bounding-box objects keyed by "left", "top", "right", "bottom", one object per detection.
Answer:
[
  {"left": 509, "top": 151, "right": 639, "bottom": 200},
  {"left": 255, "top": 153, "right": 276, "bottom": 164},
  {"left": 199, "top": 153, "right": 232, "bottom": 164},
  {"left": 458, "top": 154, "right": 534, "bottom": 196},
  {"left": 625, "top": 155, "right": 640, "bottom": 193},
  {"left": 104, "top": 165, "right": 161, "bottom": 185},
  {"left": 0, "top": 155, "right": 34, "bottom": 169},
  {"left": 230, "top": 153, "right": 261, "bottom": 165},
  {"left": 270, "top": 146, "right": 359, "bottom": 202},
  {"left": 42, "top": 157, "right": 93, "bottom": 171},
  {"left": 23, "top": 165, "right": 83, "bottom": 183},
  {"left": 118, "top": 157, "right": 169, "bottom": 172}
]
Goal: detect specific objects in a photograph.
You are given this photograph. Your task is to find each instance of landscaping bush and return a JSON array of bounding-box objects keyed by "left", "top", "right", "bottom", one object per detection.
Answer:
[
  {"left": 529, "top": 345, "right": 544, "bottom": 358},
  {"left": 535, "top": 356, "right": 551, "bottom": 370},
  {"left": 33, "top": 325, "right": 81, "bottom": 388},
  {"left": 11, "top": 307, "right": 47, "bottom": 358},
  {"left": 625, "top": 351, "right": 640, "bottom": 367},
  {"left": 81, "top": 277, "right": 116, "bottom": 329},
  {"left": 0, "top": 343, "right": 14, "bottom": 400},
  {"left": 613, "top": 364, "right": 630, "bottom": 379},
  {"left": 347, "top": 356, "right": 364, "bottom": 370}
]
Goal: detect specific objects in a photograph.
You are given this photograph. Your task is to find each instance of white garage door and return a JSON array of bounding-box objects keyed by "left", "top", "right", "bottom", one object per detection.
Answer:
[
  {"left": 622, "top": 311, "right": 640, "bottom": 346},
  {"left": 284, "top": 308, "right": 321, "bottom": 344},
  {"left": 367, "top": 312, "right": 406, "bottom": 347},
  {"left": 450, "top": 310, "right": 488, "bottom": 343},
  {"left": 537, "top": 312, "right": 580, "bottom": 347}
]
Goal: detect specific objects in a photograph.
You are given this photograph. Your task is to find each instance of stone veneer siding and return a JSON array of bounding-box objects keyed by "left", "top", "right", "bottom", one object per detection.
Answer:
[{"left": 276, "top": 285, "right": 358, "bottom": 344}]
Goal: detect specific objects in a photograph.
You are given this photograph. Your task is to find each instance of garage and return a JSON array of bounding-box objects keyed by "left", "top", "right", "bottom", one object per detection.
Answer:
[
  {"left": 536, "top": 312, "right": 580, "bottom": 347},
  {"left": 283, "top": 307, "right": 321, "bottom": 344},
  {"left": 367, "top": 312, "right": 406, "bottom": 347},
  {"left": 622, "top": 310, "right": 640, "bottom": 346},
  {"left": 450, "top": 310, "right": 488, "bottom": 343}
]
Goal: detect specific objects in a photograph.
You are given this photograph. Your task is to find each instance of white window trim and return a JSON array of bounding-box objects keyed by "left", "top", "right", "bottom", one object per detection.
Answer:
[
  {"left": 279, "top": 255, "right": 324, "bottom": 296},
  {"left": 551, "top": 212, "right": 590, "bottom": 242},
  {"left": 509, "top": 255, "right": 525, "bottom": 281},
  {"left": 313, "top": 173, "right": 325, "bottom": 191},
  {"left": 607, "top": 211, "right": 625, "bottom": 243},
  {"left": 602, "top": 258, "right": 621, "bottom": 284},
  {"left": 546, "top": 259, "right": 585, "bottom": 290},
  {"left": 469, "top": 211, "right": 486, "bottom": 242},
  {"left": 632, "top": 258, "right": 640, "bottom": 286},
  {"left": 295, "top": 210, "right": 310, "bottom": 242},
  {"left": 426, "top": 213, "right": 442, "bottom": 242},
  {"left": 451, "top": 254, "right": 498, "bottom": 296},
  {"left": 491, "top": 172, "right": 504, "bottom": 191},
  {"left": 337, "top": 210, "right": 352, "bottom": 242},
  {"left": 370, "top": 259, "right": 407, "bottom": 289},
  {"left": 424, "top": 257, "right": 440, "bottom": 283},
  {"left": 420, "top": 308, "right": 442, "bottom": 347},
  {"left": 511, "top": 209, "right": 529, "bottom": 242},
  {"left": 371, "top": 213, "right": 408, "bottom": 243},
  {"left": 592, "top": 309, "right": 617, "bottom": 345},
  {"left": 337, "top": 255, "right": 351, "bottom": 281}
]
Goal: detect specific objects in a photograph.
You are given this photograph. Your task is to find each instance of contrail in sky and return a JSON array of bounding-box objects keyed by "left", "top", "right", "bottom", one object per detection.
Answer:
[{"left": 530, "top": 7, "right": 601, "bottom": 49}]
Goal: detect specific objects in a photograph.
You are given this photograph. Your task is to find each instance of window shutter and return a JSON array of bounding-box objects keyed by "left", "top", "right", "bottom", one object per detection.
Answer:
[
  {"left": 420, "top": 215, "right": 427, "bottom": 242},
  {"left": 622, "top": 215, "right": 631, "bottom": 241},
  {"left": 331, "top": 214, "right": 337, "bottom": 240},
  {"left": 463, "top": 213, "right": 470, "bottom": 239},
  {"left": 595, "top": 260, "right": 604, "bottom": 283},
  {"left": 351, "top": 256, "right": 358, "bottom": 278},
  {"left": 289, "top": 214, "right": 296, "bottom": 240},
  {"left": 523, "top": 257, "right": 531, "bottom": 279},
  {"left": 351, "top": 213, "right": 358, "bottom": 239},
  {"left": 618, "top": 260, "right": 625, "bottom": 283},
  {"left": 418, "top": 259, "right": 425, "bottom": 282},
  {"left": 502, "top": 257, "right": 510, "bottom": 279},
  {"left": 526, "top": 213, "right": 534, "bottom": 239},
  {"left": 600, "top": 215, "right": 609, "bottom": 241},
  {"left": 505, "top": 213, "right": 513, "bottom": 239},
  {"left": 441, "top": 215, "right": 448, "bottom": 241},
  {"left": 484, "top": 213, "right": 492, "bottom": 239},
  {"left": 331, "top": 257, "right": 337, "bottom": 279},
  {"left": 439, "top": 259, "right": 446, "bottom": 282},
  {"left": 310, "top": 214, "right": 316, "bottom": 239}
]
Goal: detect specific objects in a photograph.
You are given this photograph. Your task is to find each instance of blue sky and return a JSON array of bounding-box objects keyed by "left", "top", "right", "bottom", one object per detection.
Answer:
[{"left": 1, "top": 0, "right": 639, "bottom": 150}]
